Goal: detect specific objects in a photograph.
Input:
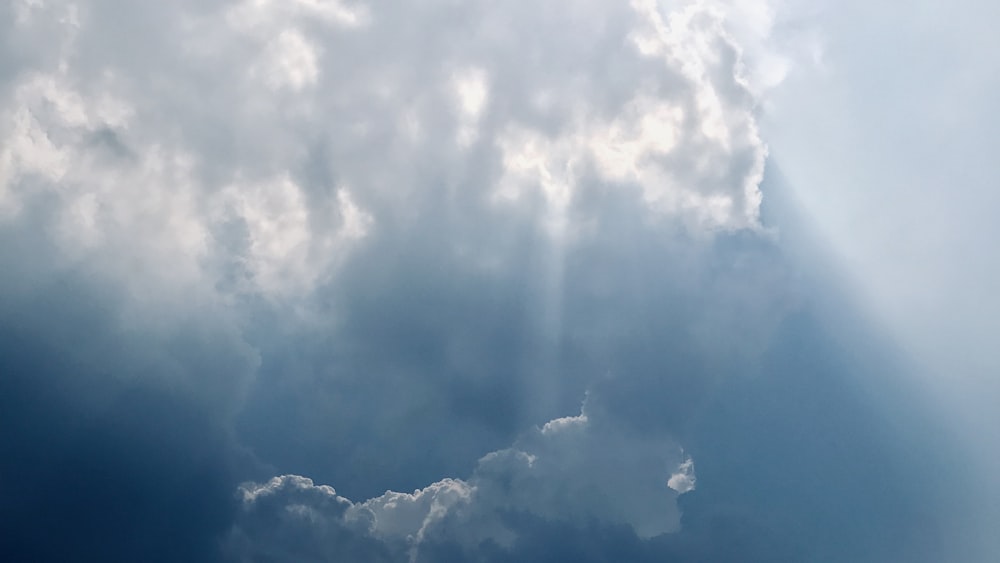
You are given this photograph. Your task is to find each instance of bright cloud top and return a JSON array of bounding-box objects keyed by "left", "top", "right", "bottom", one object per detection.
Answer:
[
  {"left": 1, "top": 0, "right": 773, "bottom": 302},
  {"left": 230, "top": 401, "right": 693, "bottom": 561}
]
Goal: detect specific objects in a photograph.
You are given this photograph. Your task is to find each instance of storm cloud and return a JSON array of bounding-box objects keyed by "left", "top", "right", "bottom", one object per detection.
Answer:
[{"left": 0, "top": 0, "right": 986, "bottom": 562}]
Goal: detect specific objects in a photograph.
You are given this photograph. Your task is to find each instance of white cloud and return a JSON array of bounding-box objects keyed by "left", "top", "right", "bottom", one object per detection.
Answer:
[
  {"left": 210, "top": 176, "right": 370, "bottom": 297},
  {"left": 1, "top": 0, "right": 777, "bottom": 303},
  {"left": 668, "top": 456, "right": 697, "bottom": 494},
  {"left": 233, "top": 398, "right": 694, "bottom": 560}
]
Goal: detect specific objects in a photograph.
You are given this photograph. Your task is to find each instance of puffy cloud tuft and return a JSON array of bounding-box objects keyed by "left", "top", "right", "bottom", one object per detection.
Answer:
[{"left": 230, "top": 393, "right": 697, "bottom": 560}]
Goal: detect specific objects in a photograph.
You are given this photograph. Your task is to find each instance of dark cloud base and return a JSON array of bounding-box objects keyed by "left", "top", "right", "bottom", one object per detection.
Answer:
[
  {"left": 0, "top": 239, "right": 245, "bottom": 562},
  {"left": 0, "top": 170, "right": 973, "bottom": 563},
  {"left": 0, "top": 260, "right": 967, "bottom": 562},
  {"left": 0, "top": 336, "right": 236, "bottom": 562}
]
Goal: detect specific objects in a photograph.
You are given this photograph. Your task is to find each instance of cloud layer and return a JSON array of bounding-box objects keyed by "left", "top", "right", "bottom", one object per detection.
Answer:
[{"left": 0, "top": 0, "right": 974, "bottom": 562}]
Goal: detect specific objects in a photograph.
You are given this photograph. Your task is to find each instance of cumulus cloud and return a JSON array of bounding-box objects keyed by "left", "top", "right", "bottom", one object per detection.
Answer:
[
  {"left": 0, "top": 0, "right": 785, "bottom": 557},
  {"left": 230, "top": 398, "right": 693, "bottom": 561},
  {"left": 0, "top": 0, "right": 970, "bottom": 562},
  {"left": 1, "top": 0, "right": 770, "bottom": 293}
]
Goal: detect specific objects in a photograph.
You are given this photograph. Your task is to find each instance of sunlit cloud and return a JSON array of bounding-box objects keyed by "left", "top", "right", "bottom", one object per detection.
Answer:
[{"left": 1, "top": 0, "right": 993, "bottom": 561}]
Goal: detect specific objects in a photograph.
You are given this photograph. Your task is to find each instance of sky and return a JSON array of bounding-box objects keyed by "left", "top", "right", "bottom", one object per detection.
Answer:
[{"left": 1, "top": 1, "right": 997, "bottom": 562}]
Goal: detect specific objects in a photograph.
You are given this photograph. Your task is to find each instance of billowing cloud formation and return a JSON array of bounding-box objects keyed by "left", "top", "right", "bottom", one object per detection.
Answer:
[
  {"left": 2, "top": 0, "right": 768, "bottom": 295},
  {"left": 2, "top": 0, "right": 781, "bottom": 475},
  {"left": 0, "top": 0, "right": 972, "bottom": 562},
  {"left": 229, "top": 400, "right": 692, "bottom": 562}
]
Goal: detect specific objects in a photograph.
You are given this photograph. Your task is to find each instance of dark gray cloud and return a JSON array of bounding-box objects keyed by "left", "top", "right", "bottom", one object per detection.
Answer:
[{"left": 0, "top": 260, "right": 254, "bottom": 562}]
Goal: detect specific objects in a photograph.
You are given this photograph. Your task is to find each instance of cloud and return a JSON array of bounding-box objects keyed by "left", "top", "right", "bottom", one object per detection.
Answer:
[
  {"left": 0, "top": 271, "right": 255, "bottom": 562},
  {"left": 225, "top": 475, "right": 397, "bottom": 562},
  {"left": 0, "top": 0, "right": 977, "bottom": 562},
  {"left": 229, "top": 399, "right": 693, "bottom": 562},
  {"left": 0, "top": 0, "right": 784, "bottom": 557},
  {"left": 1, "top": 0, "right": 769, "bottom": 289}
]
